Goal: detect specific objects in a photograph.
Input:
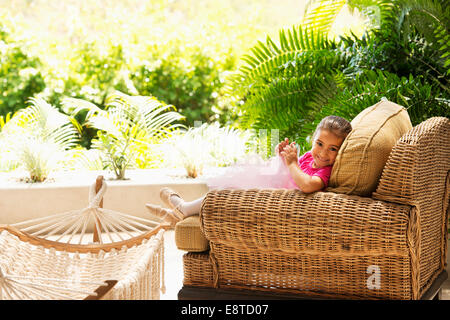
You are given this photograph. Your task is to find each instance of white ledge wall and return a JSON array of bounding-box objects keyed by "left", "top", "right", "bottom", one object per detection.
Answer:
[{"left": 0, "top": 169, "right": 209, "bottom": 226}]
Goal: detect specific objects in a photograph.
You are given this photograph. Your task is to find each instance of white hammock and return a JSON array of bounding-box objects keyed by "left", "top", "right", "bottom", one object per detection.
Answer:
[
  {"left": 11, "top": 176, "right": 163, "bottom": 245},
  {"left": 0, "top": 176, "right": 168, "bottom": 300},
  {"left": 0, "top": 266, "right": 117, "bottom": 300}
]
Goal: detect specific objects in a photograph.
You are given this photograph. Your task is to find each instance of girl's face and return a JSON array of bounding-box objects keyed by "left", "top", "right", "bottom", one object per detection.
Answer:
[{"left": 311, "top": 129, "right": 344, "bottom": 168}]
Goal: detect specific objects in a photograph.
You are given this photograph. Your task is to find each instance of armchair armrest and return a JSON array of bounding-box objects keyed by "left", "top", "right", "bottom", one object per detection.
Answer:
[
  {"left": 200, "top": 189, "right": 411, "bottom": 254},
  {"left": 373, "top": 117, "right": 449, "bottom": 292}
]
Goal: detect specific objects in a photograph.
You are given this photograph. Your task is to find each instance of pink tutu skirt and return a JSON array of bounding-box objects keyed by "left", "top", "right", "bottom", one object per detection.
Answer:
[{"left": 205, "top": 154, "right": 299, "bottom": 190}]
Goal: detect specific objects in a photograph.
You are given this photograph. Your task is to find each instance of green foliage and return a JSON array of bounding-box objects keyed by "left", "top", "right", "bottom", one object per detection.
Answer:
[
  {"left": 0, "top": 0, "right": 447, "bottom": 177},
  {"left": 131, "top": 43, "right": 236, "bottom": 127},
  {"left": 58, "top": 42, "right": 132, "bottom": 106},
  {"left": 305, "top": 70, "right": 448, "bottom": 136},
  {"left": 339, "top": 1, "right": 449, "bottom": 89},
  {"left": 0, "top": 112, "right": 12, "bottom": 130},
  {"left": 0, "top": 97, "right": 79, "bottom": 181},
  {"left": 64, "top": 91, "right": 185, "bottom": 179},
  {"left": 0, "top": 19, "right": 238, "bottom": 135},
  {"left": 0, "top": 25, "right": 46, "bottom": 116},
  {"left": 230, "top": 0, "right": 450, "bottom": 155},
  {"left": 41, "top": 41, "right": 136, "bottom": 149},
  {"left": 0, "top": 0, "right": 306, "bottom": 129},
  {"left": 302, "top": 0, "right": 347, "bottom": 34},
  {"left": 227, "top": 26, "right": 337, "bottom": 99}
]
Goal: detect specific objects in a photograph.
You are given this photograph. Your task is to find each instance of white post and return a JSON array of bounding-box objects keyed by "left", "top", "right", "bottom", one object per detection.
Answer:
[
  {"left": 271, "top": 129, "right": 280, "bottom": 156},
  {"left": 259, "top": 129, "right": 267, "bottom": 158}
]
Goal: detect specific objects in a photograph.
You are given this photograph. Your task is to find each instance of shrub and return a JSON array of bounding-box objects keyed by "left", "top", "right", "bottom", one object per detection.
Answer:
[
  {"left": 130, "top": 42, "right": 237, "bottom": 127},
  {"left": 59, "top": 42, "right": 133, "bottom": 105},
  {"left": 0, "top": 24, "right": 46, "bottom": 116},
  {"left": 44, "top": 41, "right": 136, "bottom": 149}
]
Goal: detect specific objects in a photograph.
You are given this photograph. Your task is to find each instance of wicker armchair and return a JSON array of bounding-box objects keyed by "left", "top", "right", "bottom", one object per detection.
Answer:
[{"left": 178, "top": 116, "right": 450, "bottom": 300}]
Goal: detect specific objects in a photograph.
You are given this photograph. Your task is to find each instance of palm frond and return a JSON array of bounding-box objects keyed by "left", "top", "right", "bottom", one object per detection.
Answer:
[
  {"left": 61, "top": 97, "right": 103, "bottom": 120},
  {"left": 86, "top": 113, "right": 124, "bottom": 139},
  {"left": 236, "top": 45, "right": 349, "bottom": 132},
  {"left": 5, "top": 97, "right": 79, "bottom": 149},
  {"left": 435, "top": 24, "right": 450, "bottom": 76},
  {"left": 75, "top": 91, "right": 186, "bottom": 179},
  {"left": 104, "top": 91, "right": 186, "bottom": 136},
  {"left": 0, "top": 112, "right": 12, "bottom": 131},
  {"left": 0, "top": 98, "right": 81, "bottom": 181}
]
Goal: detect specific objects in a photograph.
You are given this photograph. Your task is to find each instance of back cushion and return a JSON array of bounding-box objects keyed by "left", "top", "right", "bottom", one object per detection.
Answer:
[{"left": 327, "top": 99, "right": 412, "bottom": 196}]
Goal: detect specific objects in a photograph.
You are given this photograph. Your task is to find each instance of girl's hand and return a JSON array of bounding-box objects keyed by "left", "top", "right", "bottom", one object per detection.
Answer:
[
  {"left": 280, "top": 142, "right": 298, "bottom": 166},
  {"left": 276, "top": 138, "right": 290, "bottom": 156}
]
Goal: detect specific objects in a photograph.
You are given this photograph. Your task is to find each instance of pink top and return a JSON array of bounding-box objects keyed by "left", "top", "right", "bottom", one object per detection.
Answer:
[{"left": 288, "top": 151, "right": 333, "bottom": 190}]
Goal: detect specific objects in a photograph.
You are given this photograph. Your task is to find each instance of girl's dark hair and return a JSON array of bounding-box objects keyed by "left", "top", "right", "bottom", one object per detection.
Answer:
[{"left": 312, "top": 115, "right": 352, "bottom": 141}]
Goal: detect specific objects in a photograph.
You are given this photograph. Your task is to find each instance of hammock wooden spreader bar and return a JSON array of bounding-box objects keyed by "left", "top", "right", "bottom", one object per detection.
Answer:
[
  {"left": 7, "top": 175, "right": 170, "bottom": 251},
  {"left": 0, "top": 224, "right": 166, "bottom": 254}
]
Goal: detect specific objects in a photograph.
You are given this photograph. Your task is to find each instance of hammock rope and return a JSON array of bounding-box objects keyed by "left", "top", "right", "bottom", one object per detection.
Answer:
[
  {"left": 1, "top": 176, "right": 167, "bottom": 300},
  {"left": 0, "top": 266, "right": 112, "bottom": 300}
]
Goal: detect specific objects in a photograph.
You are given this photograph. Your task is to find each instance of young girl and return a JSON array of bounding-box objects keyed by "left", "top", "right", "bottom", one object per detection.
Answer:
[{"left": 146, "top": 115, "right": 352, "bottom": 226}]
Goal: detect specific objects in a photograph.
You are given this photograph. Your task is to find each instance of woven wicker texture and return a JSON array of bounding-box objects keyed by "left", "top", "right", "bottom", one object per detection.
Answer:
[
  {"left": 200, "top": 189, "right": 415, "bottom": 299},
  {"left": 191, "top": 117, "right": 449, "bottom": 299},
  {"left": 0, "top": 228, "right": 165, "bottom": 300},
  {"left": 175, "top": 216, "right": 209, "bottom": 252},
  {"left": 373, "top": 117, "right": 450, "bottom": 296},
  {"left": 328, "top": 100, "right": 412, "bottom": 196},
  {"left": 182, "top": 252, "right": 214, "bottom": 287}
]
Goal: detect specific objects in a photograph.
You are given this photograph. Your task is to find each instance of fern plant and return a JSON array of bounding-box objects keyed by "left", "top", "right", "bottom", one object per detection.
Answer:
[
  {"left": 227, "top": 25, "right": 337, "bottom": 98},
  {"left": 228, "top": 0, "right": 449, "bottom": 156},
  {"left": 305, "top": 69, "right": 448, "bottom": 133},
  {"left": 0, "top": 112, "right": 12, "bottom": 130}
]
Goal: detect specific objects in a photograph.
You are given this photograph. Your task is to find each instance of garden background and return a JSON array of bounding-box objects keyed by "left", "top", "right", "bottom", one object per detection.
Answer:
[{"left": 0, "top": 0, "right": 448, "bottom": 182}]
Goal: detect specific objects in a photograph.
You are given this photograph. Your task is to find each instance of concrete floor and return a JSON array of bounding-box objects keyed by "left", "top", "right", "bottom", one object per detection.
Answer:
[
  {"left": 160, "top": 230, "right": 450, "bottom": 300},
  {"left": 442, "top": 244, "right": 450, "bottom": 299},
  {"left": 160, "top": 230, "right": 184, "bottom": 300}
]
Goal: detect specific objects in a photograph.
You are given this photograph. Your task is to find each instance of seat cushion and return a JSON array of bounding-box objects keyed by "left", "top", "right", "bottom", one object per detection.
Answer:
[
  {"left": 327, "top": 99, "right": 412, "bottom": 196},
  {"left": 175, "top": 215, "right": 209, "bottom": 252}
]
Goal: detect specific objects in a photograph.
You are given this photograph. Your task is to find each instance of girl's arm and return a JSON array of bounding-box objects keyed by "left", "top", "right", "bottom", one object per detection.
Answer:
[
  {"left": 281, "top": 144, "right": 324, "bottom": 193},
  {"left": 286, "top": 162, "right": 324, "bottom": 193}
]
